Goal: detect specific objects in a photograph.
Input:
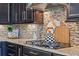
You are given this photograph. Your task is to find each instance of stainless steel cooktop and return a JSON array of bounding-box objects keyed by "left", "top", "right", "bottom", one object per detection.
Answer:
[{"left": 26, "top": 40, "right": 70, "bottom": 49}]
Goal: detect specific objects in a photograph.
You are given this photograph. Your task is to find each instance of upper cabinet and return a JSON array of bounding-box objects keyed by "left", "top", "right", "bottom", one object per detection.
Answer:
[
  {"left": 25, "top": 8, "right": 34, "bottom": 23},
  {"left": 10, "top": 3, "right": 34, "bottom": 24},
  {"left": 0, "top": 3, "right": 43, "bottom": 24},
  {"left": 0, "top": 3, "right": 9, "bottom": 24}
]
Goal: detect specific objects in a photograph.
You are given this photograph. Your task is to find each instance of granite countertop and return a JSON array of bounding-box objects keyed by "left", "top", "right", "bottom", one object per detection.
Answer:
[
  {"left": 0, "top": 37, "right": 79, "bottom": 56},
  {"left": 56, "top": 46, "right": 79, "bottom": 56}
]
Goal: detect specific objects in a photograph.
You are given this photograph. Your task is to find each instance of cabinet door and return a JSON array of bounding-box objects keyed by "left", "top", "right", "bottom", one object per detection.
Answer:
[
  {"left": 5, "top": 42, "right": 17, "bottom": 56},
  {"left": 19, "top": 4, "right": 34, "bottom": 23},
  {"left": 34, "top": 10, "right": 43, "bottom": 24},
  {"left": 25, "top": 9, "right": 34, "bottom": 23},
  {"left": 19, "top": 3, "right": 26, "bottom": 23},
  {"left": 10, "top": 3, "right": 34, "bottom": 24},
  {"left": 0, "top": 42, "right": 2, "bottom": 56},
  {"left": 0, "top": 3, "right": 9, "bottom": 24},
  {"left": 10, "top": 3, "right": 19, "bottom": 24},
  {"left": 2, "top": 41, "right": 7, "bottom": 56}
]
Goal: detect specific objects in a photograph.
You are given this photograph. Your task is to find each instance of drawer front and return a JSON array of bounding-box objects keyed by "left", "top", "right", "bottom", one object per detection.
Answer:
[
  {"left": 23, "top": 46, "right": 51, "bottom": 56},
  {"left": 7, "top": 49, "right": 18, "bottom": 56},
  {"left": 7, "top": 42, "right": 18, "bottom": 50}
]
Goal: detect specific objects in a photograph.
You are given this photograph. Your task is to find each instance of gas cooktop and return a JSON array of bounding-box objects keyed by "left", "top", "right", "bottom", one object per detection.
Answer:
[{"left": 26, "top": 40, "right": 70, "bottom": 49}]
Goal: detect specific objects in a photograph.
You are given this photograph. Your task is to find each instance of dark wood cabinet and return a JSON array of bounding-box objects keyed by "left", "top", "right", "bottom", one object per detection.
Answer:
[
  {"left": 23, "top": 46, "right": 52, "bottom": 56},
  {"left": 1, "top": 41, "right": 7, "bottom": 56},
  {"left": 0, "top": 3, "right": 9, "bottom": 24},
  {"left": 0, "top": 3, "right": 44, "bottom": 24},
  {"left": 0, "top": 41, "right": 65, "bottom": 56},
  {"left": 6, "top": 42, "right": 23, "bottom": 56},
  {"left": 10, "top": 3, "right": 25, "bottom": 24},
  {"left": 0, "top": 41, "right": 22, "bottom": 56},
  {"left": 25, "top": 9, "right": 34, "bottom": 23},
  {"left": 10, "top": 3, "right": 34, "bottom": 24},
  {"left": 34, "top": 9, "right": 43, "bottom": 24}
]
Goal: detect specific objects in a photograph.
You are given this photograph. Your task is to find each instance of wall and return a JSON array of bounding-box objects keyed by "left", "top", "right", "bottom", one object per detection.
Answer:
[
  {"left": 0, "top": 24, "right": 44, "bottom": 40},
  {"left": 66, "top": 22, "right": 79, "bottom": 46},
  {"left": 43, "top": 5, "right": 79, "bottom": 46},
  {"left": 0, "top": 4, "right": 79, "bottom": 46}
]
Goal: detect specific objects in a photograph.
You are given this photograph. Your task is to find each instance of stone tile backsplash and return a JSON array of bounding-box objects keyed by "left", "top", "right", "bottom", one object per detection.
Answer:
[
  {"left": 44, "top": 6, "right": 79, "bottom": 46},
  {"left": 0, "top": 24, "right": 44, "bottom": 40},
  {"left": 0, "top": 5, "right": 79, "bottom": 46}
]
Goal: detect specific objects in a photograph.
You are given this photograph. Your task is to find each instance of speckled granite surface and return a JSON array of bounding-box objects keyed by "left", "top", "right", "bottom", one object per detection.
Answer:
[{"left": 0, "top": 37, "right": 79, "bottom": 56}]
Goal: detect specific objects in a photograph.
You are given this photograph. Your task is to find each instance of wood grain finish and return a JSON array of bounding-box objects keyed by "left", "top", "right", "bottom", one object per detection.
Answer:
[{"left": 54, "top": 22, "right": 69, "bottom": 43}]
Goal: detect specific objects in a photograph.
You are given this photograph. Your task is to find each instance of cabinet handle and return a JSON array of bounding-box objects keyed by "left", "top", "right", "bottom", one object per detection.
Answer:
[
  {"left": 18, "top": 48, "right": 21, "bottom": 56},
  {"left": 8, "top": 53, "right": 15, "bottom": 56},
  {"left": 23, "top": 53, "right": 28, "bottom": 56},
  {"left": 29, "top": 51, "right": 38, "bottom": 55},
  {"left": 24, "top": 11, "right": 26, "bottom": 20},
  {"left": 22, "top": 12, "right": 24, "bottom": 20},
  {"left": 15, "top": 13, "right": 18, "bottom": 22},
  {"left": 22, "top": 11, "right": 26, "bottom": 21},
  {"left": 8, "top": 3, "right": 10, "bottom": 23},
  {"left": 8, "top": 45, "right": 14, "bottom": 47}
]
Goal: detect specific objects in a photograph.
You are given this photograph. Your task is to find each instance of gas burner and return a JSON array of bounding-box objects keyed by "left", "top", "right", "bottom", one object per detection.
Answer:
[{"left": 26, "top": 40, "right": 70, "bottom": 49}]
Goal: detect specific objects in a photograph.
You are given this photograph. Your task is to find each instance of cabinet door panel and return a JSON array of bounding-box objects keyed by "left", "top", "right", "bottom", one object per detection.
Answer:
[
  {"left": 19, "top": 3, "right": 26, "bottom": 23},
  {"left": 10, "top": 3, "right": 34, "bottom": 24},
  {"left": 10, "top": 3, "right": 19, "bottom": 24},
  {"left": 7, "top": 49, "right": 18, "bottom": 56},
  {"left": 0, "top": 3, "right": 9, "bottom": 24},
  {"left": 26, "top": 9, "right": 34, "bottom": 23}
]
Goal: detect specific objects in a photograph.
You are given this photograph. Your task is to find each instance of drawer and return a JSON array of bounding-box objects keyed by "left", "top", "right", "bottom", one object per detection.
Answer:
[
  {"left": 23, "top": 46, "right": 51, "bottom": 56},
  {"left": 6, "top": 42, "right": 18, "bottom": 50},
  {"left": 7, "top": 49, "right": 18, "bottom": 56}
]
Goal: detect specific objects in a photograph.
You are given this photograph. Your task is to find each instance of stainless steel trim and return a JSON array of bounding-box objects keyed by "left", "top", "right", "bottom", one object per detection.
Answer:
[
  {"left": 22, "top": 11, "right": 24, "bottom": 20},
  {"left": 8, "top": 3, "right": 10, "bottom": 23},
  {"left": 15, "top": 13, "right": 18, "bottom": 21},
  {"left": 24, "top": 11, "right": 26, "bottom": 20},
  {"left": 19, "top": 3, "right": 20, "bottom": 21},
  {"left": 8, "top": 53, "right": 15, "bottom": 56},
  {"left": 18, "top": 48, "right": 21, "bottom": 56},
  {"left": 29, "top": 51, "right": 38, "bottom": 55},
  {"left": 23, "top": 53, "right": 28, "bottom": 56},
  {"left": 8, "top": 45, "right": 15, "bottom": 47}
]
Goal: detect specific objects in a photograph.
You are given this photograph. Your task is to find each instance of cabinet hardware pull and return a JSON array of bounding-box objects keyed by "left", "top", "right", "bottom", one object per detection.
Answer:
[
  {"left": 24, "top": 11, "right": 26, "bottom": 20},
  {"left": 8, "top": 53, "right": 15, "bottom": 56},
  {"left": 15, "top": 13, "right": 18, "bottom": 22},
  {"left": 29, "top": 51, "right": 38, "bottom": 55},
  {"left": 18, "top": 48, "right": 21, "bottom": 56},
  {"left": 8, "top": 45, "right": 14, "bottom": 47}
]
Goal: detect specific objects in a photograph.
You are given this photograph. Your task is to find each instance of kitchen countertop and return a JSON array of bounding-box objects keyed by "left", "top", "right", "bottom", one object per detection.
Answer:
[{"left": 0, "top": 37, "right": 79, "bottom": 56}]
